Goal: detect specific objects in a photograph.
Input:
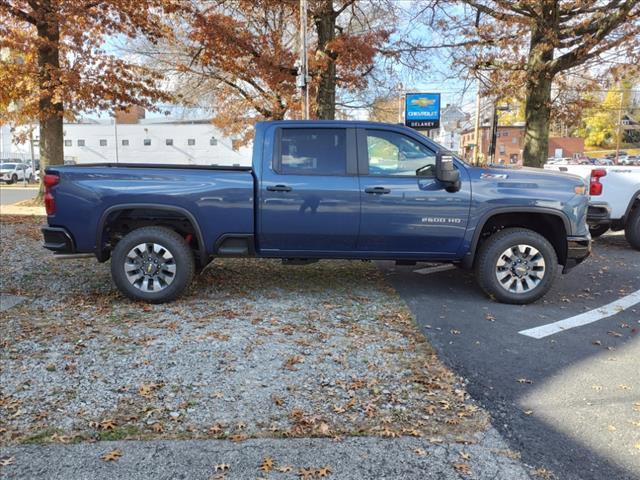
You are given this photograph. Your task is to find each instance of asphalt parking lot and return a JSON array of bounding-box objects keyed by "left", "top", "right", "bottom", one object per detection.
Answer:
[
  {"left": 380, "top": 232, "right": 640, "bottom": 480},
  {"left": 0, "top": 186, "right": 38, "bottom": 205}
]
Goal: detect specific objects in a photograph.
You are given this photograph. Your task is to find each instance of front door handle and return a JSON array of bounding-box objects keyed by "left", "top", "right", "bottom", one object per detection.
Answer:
[
  {"left": 267, "top": 184, "right": 292, "bottom": 192},
  {"left": 364, "top": 186, "right": 391, "bottom": 194}
]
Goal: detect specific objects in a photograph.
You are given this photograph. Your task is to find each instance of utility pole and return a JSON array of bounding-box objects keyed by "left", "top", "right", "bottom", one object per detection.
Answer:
[
  {"left": 397, "top": 83, "right": 404, "bottom": 124},
  {"left": 473, "top": 85, "right": 481, "bottom": 165},
  {"left": 487, "top": 102, "right": 498, "bottom": 164},
  {"left": 487, "top": 102, "right": 510, "bottom": 165},
  {"left": 615, "top": 90, "right": 623, "bottom": 164},
  {"left": 297, "top": 0, "right": 309, "bottom": 120}
]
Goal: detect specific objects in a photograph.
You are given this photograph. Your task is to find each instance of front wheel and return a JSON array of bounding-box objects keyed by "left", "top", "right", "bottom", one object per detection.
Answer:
[
  {"left": 111, "top": 226, "right": 195, "bottom": 303},
  {"left": 8, "top": 174, "right": 17, "bottom": 185},
  {"left": 625, "top": 206, "right": 640, "bottom": 251},
  {"left": 475, "top": 228, "right": 558, "bottom": 304}
]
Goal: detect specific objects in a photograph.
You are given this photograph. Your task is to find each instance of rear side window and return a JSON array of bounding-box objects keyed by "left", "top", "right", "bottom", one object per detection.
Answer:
[{"left": 279, "top": 128, "right": 346, "bottom": 175}]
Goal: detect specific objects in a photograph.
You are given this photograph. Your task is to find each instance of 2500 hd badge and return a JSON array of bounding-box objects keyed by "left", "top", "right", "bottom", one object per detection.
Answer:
[{"left": 422, "top": 217, "right": 463, "bottom": 224}]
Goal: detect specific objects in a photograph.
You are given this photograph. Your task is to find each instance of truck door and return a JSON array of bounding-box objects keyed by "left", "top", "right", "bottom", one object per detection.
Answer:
[
  {"left": 357, "top": 128, "right": 470, "bottom": 257},
  {"left": 259, "top": 127, "right": 360, "bottom": 253}
]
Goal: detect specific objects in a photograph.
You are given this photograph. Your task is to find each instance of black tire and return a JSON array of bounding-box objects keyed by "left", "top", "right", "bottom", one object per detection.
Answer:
[
  {"left": 624, "top": 206, "right": 640, "bottom": 251},
  {"left": 475, "top": 228, "right": 558, "bottom": 304},
  {"left": 589, "top": 224, "right": 609, "bottom": 238},
  {"left": 8, "top": 174, "right": 17, "bottom": 185},
  {"left": 111, "top": 226, "right": 195, "bottom": 303}
]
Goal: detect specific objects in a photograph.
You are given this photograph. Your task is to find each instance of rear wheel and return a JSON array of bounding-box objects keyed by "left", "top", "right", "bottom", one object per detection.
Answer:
[
  {"left": 624, "top": 206, "right": 640, "bottom": 251},
  {"left": 589, "top": 224, "right": 609, "bottom": 238},
  {"left": 475, "top": 228, "right": 558, "bottom": 304},
  {"left": 111, "top": 226, "right": 195, "bottom": 303}
]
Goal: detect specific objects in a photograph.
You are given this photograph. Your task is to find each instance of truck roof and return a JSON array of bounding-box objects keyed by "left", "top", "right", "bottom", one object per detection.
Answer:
[{"left": 257, "top": 120, "right": 410, "bottom": 129}]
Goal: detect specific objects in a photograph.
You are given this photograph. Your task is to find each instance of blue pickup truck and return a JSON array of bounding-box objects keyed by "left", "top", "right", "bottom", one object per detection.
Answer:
[{"left": 42, "top": 121, "right": 591, "bottom": 304}]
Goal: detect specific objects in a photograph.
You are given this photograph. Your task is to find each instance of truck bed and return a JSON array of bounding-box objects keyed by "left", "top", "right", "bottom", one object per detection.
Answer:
[{"left": 45, "top": 163, "right": 255, "bottom": 257}]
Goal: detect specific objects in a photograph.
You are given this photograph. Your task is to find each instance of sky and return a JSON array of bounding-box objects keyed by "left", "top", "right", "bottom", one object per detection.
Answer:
[{"left": 91, "top": 2, "right": 479, "bottom": 122}]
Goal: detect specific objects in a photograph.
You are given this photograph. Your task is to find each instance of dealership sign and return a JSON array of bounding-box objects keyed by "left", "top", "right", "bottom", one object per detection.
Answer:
[{"left": 405, "top": 93, "right": 441, "bottom": 129}]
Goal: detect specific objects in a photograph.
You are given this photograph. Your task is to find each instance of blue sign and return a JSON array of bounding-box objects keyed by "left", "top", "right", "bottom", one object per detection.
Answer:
[{"left": 405, "top": 93, "right": 441, "bottom": 129}]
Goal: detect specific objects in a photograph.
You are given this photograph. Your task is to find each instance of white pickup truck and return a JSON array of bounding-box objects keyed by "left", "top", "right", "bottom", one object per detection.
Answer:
[{"left": 544, "top": 163, "right": 640, "bottom": 250}]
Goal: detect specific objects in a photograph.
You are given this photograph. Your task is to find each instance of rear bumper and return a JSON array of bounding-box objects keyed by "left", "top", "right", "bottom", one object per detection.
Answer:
[
  {"left": 587, "top": 202, "right": 611, "bottom": 225},
  {"left": 42, "top": 226, "right": 75, "bottom": 253},
  {"left": 563, "top": 235, "right": 591, "bottom": 273}
]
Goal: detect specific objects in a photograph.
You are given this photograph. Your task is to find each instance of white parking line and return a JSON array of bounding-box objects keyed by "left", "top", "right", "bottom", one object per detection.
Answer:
[
  {"left": 413, "top": 264, "right": 456, "bottom": 275},
  {"left": 519, "top": 289, "right": 640, "bottom": 339}
]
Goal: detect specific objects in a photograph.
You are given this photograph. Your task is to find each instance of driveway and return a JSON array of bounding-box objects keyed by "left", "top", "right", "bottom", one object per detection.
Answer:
[{"left": 380, "top": 232, "right": 640, "bottom": 480}]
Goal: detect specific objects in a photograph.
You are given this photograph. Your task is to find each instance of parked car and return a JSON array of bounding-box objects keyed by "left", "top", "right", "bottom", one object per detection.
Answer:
[
  {"left": 544, "top": 162, "right": 640, "bottom": 249},
  {"left": 0, "top": 162, "right": 33, "bottom": 184},
  {"left": 586, "top": 167, "right": 640, "bottom": 249},
  {"left": 42, "top": 120, "right": 591, "bottom": 304}
]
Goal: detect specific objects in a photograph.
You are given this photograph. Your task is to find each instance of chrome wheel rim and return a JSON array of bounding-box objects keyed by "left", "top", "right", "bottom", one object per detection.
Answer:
[
  {"left": 495, "top": 244, "right": 546, "bottom": 294},
  {"left": 124, "top": 243, "right": 176, "bottom": 292}
]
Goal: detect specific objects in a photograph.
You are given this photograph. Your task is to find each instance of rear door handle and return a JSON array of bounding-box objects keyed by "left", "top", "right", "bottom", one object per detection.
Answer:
[
  {"left": 267, "top": 184, "right": 292, "bottom": 192},
  {"left": 364, "top": 186, "right": 391, "bottom": 194}
]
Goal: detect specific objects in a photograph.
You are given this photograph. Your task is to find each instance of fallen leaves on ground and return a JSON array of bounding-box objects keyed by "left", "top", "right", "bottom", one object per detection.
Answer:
[
  {"left": 452, "top": 462, "right": 472, "bottom": 475},
  {"left": 101, "top": 449, "right": 122, "bottom": 461},
  {"left": 0, "top": 457, "right": 15, "bottom": 467},
  {"left": 0, "top": 219, "right": 488, "bottom": 446},
  {"left": 259, "top": 456, "right": 274, "bottom": 472},
  {"left": 531, "top": 467, "right": 556, "bottom": 479},
  {"left": 298, "top": 467, "right": 315, "bottom": 479},
  {"left": 317, "top": 466, "right": 332, "bottom": 477},
  {"left": 138, "top": 383, "right": 162, "bottom": 398},
  {"left": 214, "top": 463, "right": 229, "bottom": 472},
  {"left": 151, "top": 423, "right": 164, "bottom": 433}
]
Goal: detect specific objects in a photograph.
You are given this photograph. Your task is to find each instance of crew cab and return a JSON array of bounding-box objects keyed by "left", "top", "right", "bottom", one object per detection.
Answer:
[
  {"left": 42, "top": 121, "right": 591, "bottom": 304},
  {"left": 544, "top": 162, "right": 640, "bottom": 250}
]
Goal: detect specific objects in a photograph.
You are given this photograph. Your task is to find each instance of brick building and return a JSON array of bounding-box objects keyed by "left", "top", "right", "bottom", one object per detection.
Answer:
[{"left": 459, "top": 125, "right": 584, "bottom": 165}]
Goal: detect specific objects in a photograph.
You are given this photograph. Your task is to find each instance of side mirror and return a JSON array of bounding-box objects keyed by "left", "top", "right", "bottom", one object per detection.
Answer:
[{"left": 436, "top": 152, "right": 461, "bottom": 192}]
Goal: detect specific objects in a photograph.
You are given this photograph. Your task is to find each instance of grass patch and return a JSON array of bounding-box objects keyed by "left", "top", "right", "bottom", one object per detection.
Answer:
[
  {"left": 20, "top": 428, "right": 61, "bottom": 444},
  {"left": 97, "top": 425, "right": 143, "bottom": 441}
]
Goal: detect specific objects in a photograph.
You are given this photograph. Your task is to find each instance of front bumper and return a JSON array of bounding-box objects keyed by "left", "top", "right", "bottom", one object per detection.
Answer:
[
  {"left": 587, "top": 202, "right": 611, "bottom": 226},
  {"left": 563, "top": 235, "right": 591, "bottom": 273},
  {"left": 42, "top": 226, "right": 75, "bottom": 253}
]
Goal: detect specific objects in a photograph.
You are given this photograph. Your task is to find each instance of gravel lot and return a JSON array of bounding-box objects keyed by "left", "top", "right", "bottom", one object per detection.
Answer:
[{"left": 0, "top": 216, "right": 487, "bottom": 447}]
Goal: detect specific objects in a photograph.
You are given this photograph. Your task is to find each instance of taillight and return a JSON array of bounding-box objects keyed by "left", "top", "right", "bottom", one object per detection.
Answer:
[
  {"left": 589, "top": 168, "right": 606, "bottom": 196},
  {"left": 43, "top": 173, "right": 59, "bottom": 215}
]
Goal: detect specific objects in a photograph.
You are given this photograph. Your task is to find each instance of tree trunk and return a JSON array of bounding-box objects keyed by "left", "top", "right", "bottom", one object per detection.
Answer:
[
  {"left": 522, "top": 75, "right": 552, "bottom": 168},
  {"left": 522, "top": 9, "right": 556, "bottom": 168},
  {"left": 313, "top": 0, "right": 337, "bottom": 120},
  {"left": 36, "top": 6, "right": 64, "bottom": 201}
]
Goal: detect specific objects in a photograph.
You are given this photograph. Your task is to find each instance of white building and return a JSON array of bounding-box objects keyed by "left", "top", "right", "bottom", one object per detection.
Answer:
[
  {"left": 0, "top": 124, "right": 12, "bottom": 160},
  {"left": 431, "top": 104, "right": 471, "bottom": 153},
  {"left": 6, "top": 112, "right": 252, "bottom": 167}
]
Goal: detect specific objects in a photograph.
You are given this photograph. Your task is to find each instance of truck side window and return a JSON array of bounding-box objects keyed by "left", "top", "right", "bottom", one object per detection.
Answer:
[
  {"left": 279, "top": 129, "right": 346, "bottom": 176},
  {"left": 366, "top": 130, "right": 436, "bottom": 177}
]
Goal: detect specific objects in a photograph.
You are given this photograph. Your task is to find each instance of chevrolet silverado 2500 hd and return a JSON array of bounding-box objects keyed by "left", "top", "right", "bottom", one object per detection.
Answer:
[{"left": 42, "top": 121, "right": 591, "bottom": 304}]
